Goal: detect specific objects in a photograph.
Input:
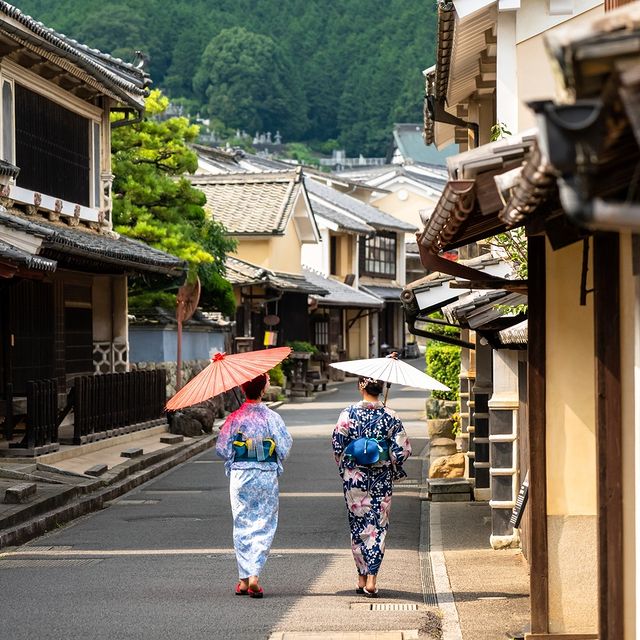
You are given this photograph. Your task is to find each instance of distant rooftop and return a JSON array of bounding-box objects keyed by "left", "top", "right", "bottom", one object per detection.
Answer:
[{"left": 390, "top": 123, "right": 458, "bottom": 166}]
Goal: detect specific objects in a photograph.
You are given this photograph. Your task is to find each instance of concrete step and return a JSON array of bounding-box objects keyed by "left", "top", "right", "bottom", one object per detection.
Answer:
[
  {"left": 428, "top": 479, "right": 473, "bottom": 502},
  {"left": 0, "top": 434, "right": 216, "bottom": 549},
  {"left": 4, "top": 483, "right": 37, "bottom": 504}
]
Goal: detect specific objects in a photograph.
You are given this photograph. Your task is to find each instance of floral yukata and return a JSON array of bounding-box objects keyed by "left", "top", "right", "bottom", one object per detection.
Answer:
[
  {"left": 216, "top": 401, "right": 292, "bottom": 579},
  {"left": 332, "top": 400, "right": 412, "bottom": 577}
]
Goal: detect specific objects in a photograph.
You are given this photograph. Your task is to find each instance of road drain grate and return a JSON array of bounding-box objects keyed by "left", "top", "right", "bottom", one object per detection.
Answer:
[
  {"left": 350, "top": 602, "right": 420, "bottom": 611},
  {"left": 419, "top": 504, "right": 438, "bottom": 607},
  {"left": 0, "top": 558, "right": 102, "bottom": 568},
  {"left": 371, "top": 603, "right": 420, "bottom": 612}
]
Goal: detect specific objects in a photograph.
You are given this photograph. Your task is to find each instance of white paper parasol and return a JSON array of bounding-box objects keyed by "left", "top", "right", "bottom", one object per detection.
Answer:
[{"left": 329, "top": 357, "right": 450, "bottom": 392}]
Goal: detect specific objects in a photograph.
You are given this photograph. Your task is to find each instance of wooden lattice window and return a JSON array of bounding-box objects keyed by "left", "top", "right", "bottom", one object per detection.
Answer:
[
  {"left": 15, "top": 84, "right": 90, "bottom": 206},
  {"left": 360, "top": 231, "right": 396, "bottom": 279}
]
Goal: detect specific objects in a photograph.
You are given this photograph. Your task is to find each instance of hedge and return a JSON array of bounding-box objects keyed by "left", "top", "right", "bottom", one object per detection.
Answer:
[{"left": 425, "top": 343, "right": 461, "bottom": 401}]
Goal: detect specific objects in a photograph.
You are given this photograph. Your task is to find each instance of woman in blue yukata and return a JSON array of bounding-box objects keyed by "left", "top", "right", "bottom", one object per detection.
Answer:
[
  {"left": 332, "top": 376, "right": 412, "bottom": 598},
  {"left": 216, "top": 373, "right": 292, "bottom": 599}
]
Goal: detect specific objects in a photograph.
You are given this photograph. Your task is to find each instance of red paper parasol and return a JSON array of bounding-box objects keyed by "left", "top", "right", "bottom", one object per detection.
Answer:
[{"left": 165, "top": 346, "right": 291, "bottom": 411}]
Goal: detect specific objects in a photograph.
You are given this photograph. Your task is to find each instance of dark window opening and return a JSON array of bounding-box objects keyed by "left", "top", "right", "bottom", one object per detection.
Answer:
[
  {"left": 65, "top": 307, "right": 93, "bottom": 375},
  {"left": 314, "top": 319, "right": 329, "bottom": 348},
  {"left": 15, "top": 84, "right": 90, "bottom": 206}
]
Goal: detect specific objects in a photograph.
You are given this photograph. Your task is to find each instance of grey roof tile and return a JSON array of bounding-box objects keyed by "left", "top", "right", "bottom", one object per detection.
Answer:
[
  {"left": 0, "top": 211, "right": 185, "bottom": 276},
  {"left": 309, "top": 198, "right": 374, "bottom": 235},
  {"left": 192, "top": 170, "right": 303, "bottom": 235},
  {"left": 360, "top": 284, "right": 403, "bottom": 301},
  {"left": 302, "top": 267, "right": 384, "bottom": 308},
  {"left": 225, "top": 255, "right": 327, "bottom": 295},
  {"left": 305, "top": 179, "right": 417, "bottom": 232},
  {"left": 0, "top": 238, "right": 56, "bottom": 271}
]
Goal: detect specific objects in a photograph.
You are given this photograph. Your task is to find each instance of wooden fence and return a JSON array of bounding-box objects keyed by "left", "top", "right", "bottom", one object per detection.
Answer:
[{"left": 73, "top": 370, "right": 166, "bottom": 444}]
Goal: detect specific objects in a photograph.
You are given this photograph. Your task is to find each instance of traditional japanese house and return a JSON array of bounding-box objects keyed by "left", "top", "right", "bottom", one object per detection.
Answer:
[
  {"left": 408, "top": 0, "right": 640, "bottom": 637},
  {"left": 304, "top": 178, "right": 417, "bottom": 356},
  {"left": 190, "top": 169, "right": 326, "bottom": 349},
  {"left": 0, "top": 4, "right": 186, "bottom": 454}
]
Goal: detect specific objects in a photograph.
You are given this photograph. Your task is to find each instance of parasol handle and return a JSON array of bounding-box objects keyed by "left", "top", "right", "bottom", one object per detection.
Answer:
[
  {"left": 232, "top": 387, "right": 244, "bottom": 409},
  {"left": 383, "top": 382, "right": 391, "bottom": 406}
]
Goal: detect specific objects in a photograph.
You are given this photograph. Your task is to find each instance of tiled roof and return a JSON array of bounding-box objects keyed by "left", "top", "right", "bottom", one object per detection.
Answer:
[
  {"left": 360, "top": 284, "right": 403, "bottom": 302},
  {"left": 225, "top": 255, "right": 328, "bottom": 295},
  {"left": 0, "top": 159, "right": 19, "bottom": 179},
  {"left": 418, "top": 131, "right": 538, "bottom": 253},
  {"left": 305, "top": 179, "right": 417, "bottom": 232},
  {"left": 392, "top": 123, "right": 455, "bottom": 166},
  {"left": 309, "top": 198, "right": 374, "bottom": 235},
  {"left": 129, "top": 307, "right": 232, "bottom": 328},
  {"left": 498, "top": 320, "right": 528, "bottom": 346},
  {"left": 442, "top": 290, "right": 527, "bottom": 330},
  {"left": 194, "top": 145, "right": 291, "bottom": 174},
  {"left": 192, "top": 170, "right": 304, "bottom": 235},
  {"left": 0, "top": 211, "right": 186, "bottom": 277},
  {"left": 302, "top": 267, "right": 383, "bottom": 309},
  {"left": 0, "top": 2, "right": 149, "bottom": 107},
  {"left": 0, "top": 238, "right": 56, "bottom": 271},
  {"left": 337, "top": 163, "right": 448, "bottom": 192}
]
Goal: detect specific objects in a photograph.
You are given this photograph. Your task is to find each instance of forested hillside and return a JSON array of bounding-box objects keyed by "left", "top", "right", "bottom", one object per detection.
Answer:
[{"left": 17, "top": 0, "right": 437, "bottom": 155}]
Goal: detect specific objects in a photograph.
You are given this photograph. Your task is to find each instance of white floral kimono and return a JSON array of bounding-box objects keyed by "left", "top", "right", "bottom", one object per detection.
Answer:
[{"left": 216, "top": 401, "right": 292, "bottom": 578}]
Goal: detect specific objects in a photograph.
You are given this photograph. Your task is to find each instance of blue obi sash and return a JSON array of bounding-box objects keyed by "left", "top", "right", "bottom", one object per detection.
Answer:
[{"left": 232, "top": 432, "right": 277, "bottom": 462}]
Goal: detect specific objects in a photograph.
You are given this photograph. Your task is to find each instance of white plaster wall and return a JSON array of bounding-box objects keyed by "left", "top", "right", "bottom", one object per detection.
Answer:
[{"left": 515, "top": 0, "right": 603, "bottom": 44}]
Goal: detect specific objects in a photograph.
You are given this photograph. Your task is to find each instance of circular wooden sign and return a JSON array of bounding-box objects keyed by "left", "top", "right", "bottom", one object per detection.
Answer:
[{"left": 263, "top": 314, "right": 280, "bottom": 327}]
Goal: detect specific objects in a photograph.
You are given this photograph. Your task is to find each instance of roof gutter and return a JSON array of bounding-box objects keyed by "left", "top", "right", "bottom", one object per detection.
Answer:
[{"left": 530, "top": 98, "right": 640, "bottom": 232}]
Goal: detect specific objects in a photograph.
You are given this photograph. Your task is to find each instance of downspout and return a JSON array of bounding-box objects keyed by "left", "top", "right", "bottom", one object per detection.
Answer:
[
  {"left": 111, "top": 107, "right": 144, "bottom": 130},
  {"left": 427, "top": 96, "right": 480, "bottom": 149},
  {"left": 406, "top": 317, "right": 475, "bottom": 349}
]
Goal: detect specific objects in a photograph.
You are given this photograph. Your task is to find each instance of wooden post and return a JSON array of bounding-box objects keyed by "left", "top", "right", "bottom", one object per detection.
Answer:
[
  {"left": 593, "top": 232, "right": 623, "bottom": 640},
  {"left": 528, "top": 235, "right": 549, "bottom": 633},
  {"left": 176, "top": 315, "right": 183, "bottom": 391}
]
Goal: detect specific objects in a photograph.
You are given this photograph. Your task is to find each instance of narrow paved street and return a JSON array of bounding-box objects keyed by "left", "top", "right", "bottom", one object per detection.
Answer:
[{"left": 0, "top": 368, "right": 438, "bottom": 640}]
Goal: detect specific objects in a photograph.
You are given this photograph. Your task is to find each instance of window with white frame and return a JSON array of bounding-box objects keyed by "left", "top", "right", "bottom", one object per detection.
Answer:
[
  {"left": 1, "top": 67, "right": 102, "bottom": 212},
  {"left": 360, "top": 231, "right": 396, "bottom": 278}
]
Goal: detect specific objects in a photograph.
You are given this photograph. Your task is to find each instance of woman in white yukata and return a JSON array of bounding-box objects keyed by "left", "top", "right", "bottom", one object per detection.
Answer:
[{"left": 216, "top": 372, "right": 292, "bottom": 598}]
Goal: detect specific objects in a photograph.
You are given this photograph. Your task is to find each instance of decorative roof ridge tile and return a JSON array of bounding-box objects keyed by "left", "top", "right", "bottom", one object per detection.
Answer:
[
  {"left": 0, "top": 2, "right": 149, "bottom": 103},
  {"left": 191, "top": 169, "right": 299, "bottom": 184}
]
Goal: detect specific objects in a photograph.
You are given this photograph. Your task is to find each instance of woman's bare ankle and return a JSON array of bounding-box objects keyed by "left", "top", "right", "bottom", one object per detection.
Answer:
[{"left": 248, "top": 575, "right": 260, "bottom": 589}]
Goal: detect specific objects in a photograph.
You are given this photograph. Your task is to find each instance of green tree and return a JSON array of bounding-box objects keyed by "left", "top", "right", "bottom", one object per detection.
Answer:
[
  {"left": 112, "top": 90, "right": 236, "bottom": 316},
  {"left": 193, "top": 26, "right": 309, "bottom": 139}
]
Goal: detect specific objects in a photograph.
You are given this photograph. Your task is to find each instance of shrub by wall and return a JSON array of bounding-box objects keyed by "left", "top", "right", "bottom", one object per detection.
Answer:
[{"left": 425, "top": 343, "right": 460, "bottom": 402}]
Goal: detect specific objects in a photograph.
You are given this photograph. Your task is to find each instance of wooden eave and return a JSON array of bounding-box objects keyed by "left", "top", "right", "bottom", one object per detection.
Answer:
[{"left": 0, "top": 32, "right": 112, "bottom": 104}]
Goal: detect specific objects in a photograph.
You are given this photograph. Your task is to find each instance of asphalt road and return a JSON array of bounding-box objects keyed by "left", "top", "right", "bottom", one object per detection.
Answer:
[{"left": 0, "top": 365, "right": 438, "bottom": 640}]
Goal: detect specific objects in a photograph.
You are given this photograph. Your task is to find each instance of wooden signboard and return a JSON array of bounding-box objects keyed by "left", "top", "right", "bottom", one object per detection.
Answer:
[{"left": 510, "top": 471, "right": 529, "bottom": 528}]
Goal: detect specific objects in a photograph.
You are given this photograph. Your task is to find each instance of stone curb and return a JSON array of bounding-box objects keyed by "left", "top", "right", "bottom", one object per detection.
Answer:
[{"left": 0, "top": 434, "right": 216, "bottom": 549}]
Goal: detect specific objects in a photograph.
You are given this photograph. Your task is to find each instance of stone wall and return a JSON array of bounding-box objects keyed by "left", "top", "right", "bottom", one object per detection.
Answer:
[
  {"left": 131, "top": 359, "right": 239, "bottom": 436},
  {"left": 130, "top": 359, "right": 209, "bottom": 397}
]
